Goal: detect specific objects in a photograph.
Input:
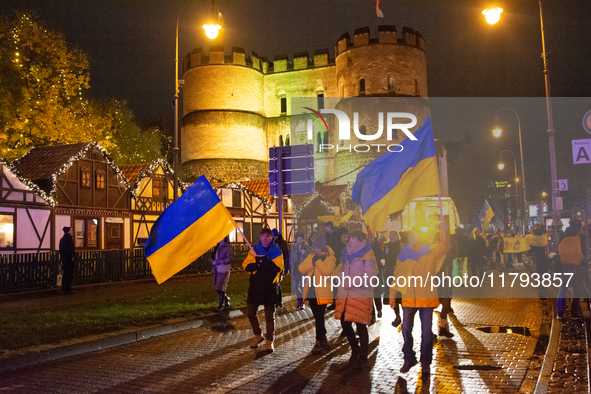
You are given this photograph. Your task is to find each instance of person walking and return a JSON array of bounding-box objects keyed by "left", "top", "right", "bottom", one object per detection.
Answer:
[
  {"left": 299, "top": 234, "right": 336, "bottom": 354},
  {"left": 392, "top": 222, "right": 451, "bottom": 381},
  {"left": 242, "top": 228, "right": 284, "bottom": 353},
  {"left": 436, "top": 229, "right": 457, "bottom": 338},
  {"left": 525, "top": 224, "right": 549, "bottom": 275},
  {"left": 452, "top": 227, "right": 469, "bottom": 281},
  {"left": 290, "top": 232, "right": 312, "bottom": 310},
  {"left": 469, "top": 228, "right": 487, "bottom": 278},
  {"left": 324, "top": 221, "right": 345, "bottom": 311},
  {"left": 384, "top": 230, "right": 402, "bottom": 327},
  {"left": 369, "top": 231, "right": 386, "bottom": 319},
  {"left": 334, "top": 230, "right": 377, "bottom": 369},
  {"left": 212, "top": 236, "right": 232, "bottom": 311},
  {"left": 272, "top": 229, "right": 289, "bottom": 309},
  {"left": 556, "top": 220, "right": 588, "bottom": 320},
  {"left": 59, "top": 226, "right": 76, "bottom": 294}
]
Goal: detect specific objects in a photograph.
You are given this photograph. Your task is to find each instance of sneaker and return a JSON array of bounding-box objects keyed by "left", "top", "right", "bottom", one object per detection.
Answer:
[
  {"left": 299, "top": 305, "right": 306, "bottom": 310},
  {"left": 265, "top": 339, "right": 274, "bottom": 353},
  {"left": 327, "top": 304, "right": 336, "bottom": 311},
  {"left": 311, "top": 341, "right": 323, "bottom": 354},
  {"left": 400, "top": 359, "right": 418, "bottom": 373},
  {"left": 250, "top": 335, "right": 264, "bottom": 349},
  {"left": 377, "top": 310, "right": 382, "bottom": 319},
  {"left": 392, "top": 316, "right": 402, "bottom": 328},
  {"left": 439, "top": 326, "right": 454, "bottom": 338}
]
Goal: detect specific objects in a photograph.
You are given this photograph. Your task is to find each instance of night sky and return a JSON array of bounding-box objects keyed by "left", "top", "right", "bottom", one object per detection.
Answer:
[{"left": 2, "top": 0, "right": 591, "bottom": 211}]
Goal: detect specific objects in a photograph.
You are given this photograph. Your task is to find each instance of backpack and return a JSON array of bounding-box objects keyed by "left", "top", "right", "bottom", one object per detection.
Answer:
[{"left": 558, "top": 236, "right": 584, "bottom": 265}]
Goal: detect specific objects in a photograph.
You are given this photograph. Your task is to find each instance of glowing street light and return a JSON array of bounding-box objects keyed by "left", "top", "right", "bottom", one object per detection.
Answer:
[
  {"left": 203, "top": 22, "right": 221, "bottom": 39},
  {"left": 498, "top": 162, "right": 505, "bottom": 170},
  {"left": 492, "top": 128, "right": 502, "bottom": 138},
  {"left": 482, "top": 7, "right": 503, "bottom": 25}
]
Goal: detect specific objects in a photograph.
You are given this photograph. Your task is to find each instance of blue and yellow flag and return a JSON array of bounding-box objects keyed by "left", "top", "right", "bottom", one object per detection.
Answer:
[
  {"left": 475, "top": 199, "right": 494, "bottom": 231},
  {"left": 502, "top": 237, "right": 530, "bottom": 254},
  {"left": 145, "top": 175, "right": 237, "bottom": 284},
  {"left": 352, "top": 116, "right": 440, "bottom": 232}
]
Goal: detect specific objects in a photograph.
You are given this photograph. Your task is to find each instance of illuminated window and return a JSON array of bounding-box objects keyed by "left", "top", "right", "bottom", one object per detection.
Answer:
[
  {"left": 96, "top": 170, "right": 105, "bottom": 189},
  {"left": 153, "top": 178, "right": 165, "bottom": 197},
  {"left": 81, "top": 168, "right": 91, "bottom": 188},
  {"left": 74, "top": 218, "right": 99, "bottom": 248},
  {"left": 359, "top": 78, "right": 365, "bottom": 94},
  {"left": 0, "top": 214, "right": 14, "bottom": 249}
]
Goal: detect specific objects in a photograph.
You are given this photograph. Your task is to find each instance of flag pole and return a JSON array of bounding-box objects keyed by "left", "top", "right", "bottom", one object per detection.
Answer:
[{"left": 236, "top": 225, "right": 256, "bottom": 255}]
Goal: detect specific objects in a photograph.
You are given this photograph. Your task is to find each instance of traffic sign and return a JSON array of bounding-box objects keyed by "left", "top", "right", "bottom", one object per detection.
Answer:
[
  {"left": 558, "top": 179, "right": 568, "bottom": 191},
  {"left": 572, "top": 139, "right": 591, "bottom": 164},
  {"left": 583, "top": 110, "right": 591, "bottom": 135}
]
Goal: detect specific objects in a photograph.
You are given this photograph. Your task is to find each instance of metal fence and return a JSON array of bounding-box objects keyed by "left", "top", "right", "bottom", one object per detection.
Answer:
[{"left": 0, "top": 244, "right": 250, "bottom": 293}]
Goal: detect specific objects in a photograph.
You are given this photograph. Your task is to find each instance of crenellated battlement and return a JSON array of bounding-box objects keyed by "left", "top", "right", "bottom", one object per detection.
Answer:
[
  {"left": 183, "top": 45, "right": 335, "bottom": 75},
  {"left": 336, "top": 25, "right": 425, "bottom": 56}
]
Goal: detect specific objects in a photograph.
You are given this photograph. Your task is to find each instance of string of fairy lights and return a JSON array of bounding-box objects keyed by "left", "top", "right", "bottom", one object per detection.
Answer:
[{"left": 13, "top": 142, "right": 131, "bottom": 207}]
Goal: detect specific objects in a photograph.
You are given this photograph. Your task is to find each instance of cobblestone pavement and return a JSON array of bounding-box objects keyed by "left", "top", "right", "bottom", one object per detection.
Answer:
[{"left": 0, "top": 265, "right": 545, "bottom": 394}]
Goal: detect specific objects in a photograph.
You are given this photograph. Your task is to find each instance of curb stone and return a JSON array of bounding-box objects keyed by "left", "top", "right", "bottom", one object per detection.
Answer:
[{"left": 0, "top": 308, "right": 245, "bottom": 374}]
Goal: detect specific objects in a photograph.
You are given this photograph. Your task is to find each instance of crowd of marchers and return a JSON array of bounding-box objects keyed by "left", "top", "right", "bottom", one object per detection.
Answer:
[{"left": 201, "top": 218, "right": 588, "bottom": 381}]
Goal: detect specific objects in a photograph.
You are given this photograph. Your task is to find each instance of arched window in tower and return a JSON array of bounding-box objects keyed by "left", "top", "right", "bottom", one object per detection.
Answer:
[
  {"left": 286, "top": 133, "right": 290, "bottom": 146},
  {"left": 359, "top": 78, "right": 366, "bottom": 94},
  {"left": 279, "top": 135, "right": 284, "bottom": 146},
  {"left": 323, "top": 131, "right": 329, "bottom": 146},
  {"left": 388, "top": 76, "right": 395, "bottom": 93},
  {"left": 415, "top": 80, "right": 420, "bottom": 96},
  {"left": 316, "top": 131, "right": 322, "bottom": 152},
  {"left": 280, "top": 97, "right": 287, "bottom": 114}
]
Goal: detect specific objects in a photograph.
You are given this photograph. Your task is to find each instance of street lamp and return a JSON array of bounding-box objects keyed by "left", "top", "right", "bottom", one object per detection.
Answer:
[
  {"left": 173, "top": 1, "right": 222, "bottom": 201},
  {"left": 484, "top": 1, "right": 560, "bottom": 250},
  {"left": 498, "top": 150, "right": 521, "bottom": 231},
  {"left": 492, "top": 108, "right": 528, "bottom": 233},
  {"left": 482, "top": 8, "right": 503, "bottom": 25}
]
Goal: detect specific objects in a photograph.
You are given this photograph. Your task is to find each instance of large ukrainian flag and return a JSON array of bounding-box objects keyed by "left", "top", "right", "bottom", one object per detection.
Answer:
[
  {"left": 145, "top": 175, "right": 237, "bottom": 284},
  {"left": 352, "top": 116, "right": 440, "bottom": 232}
]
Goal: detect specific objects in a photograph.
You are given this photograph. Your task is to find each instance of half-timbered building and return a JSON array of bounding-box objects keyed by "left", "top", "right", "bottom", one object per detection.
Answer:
[
  {"left": 120, "top": 160, "right": 175, "bottom": 248},
  {"left": 13, "top": 143, "right": 132, "bottom": 251},
  {"left": 0, "top": 161, "right": 52, "bottom": 253}
]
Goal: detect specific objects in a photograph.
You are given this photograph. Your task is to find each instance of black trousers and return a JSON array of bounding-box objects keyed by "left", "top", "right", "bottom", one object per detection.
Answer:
[
  {"left": 62, "top": 263, "right": 74, "bottom": 292},
  {"left": 308, "top": 297, "right": 327, "bottom": 341},
  {"left": 341, "top": 319, "right": 368, "bottom": 357}
]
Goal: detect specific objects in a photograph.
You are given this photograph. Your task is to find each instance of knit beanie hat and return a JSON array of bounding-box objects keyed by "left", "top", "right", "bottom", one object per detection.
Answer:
[{"left": 312, "top": 234, "right": 328, "bottom": 252}]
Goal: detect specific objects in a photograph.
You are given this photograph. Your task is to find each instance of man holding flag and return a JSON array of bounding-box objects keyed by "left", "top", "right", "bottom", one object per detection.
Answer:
[{"left": 242, "top": 228, "right": 284, "bottom": 353}]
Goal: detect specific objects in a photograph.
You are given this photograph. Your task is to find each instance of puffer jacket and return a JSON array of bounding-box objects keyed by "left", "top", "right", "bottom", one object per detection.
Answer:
[
  {"left": 390, "top": 236, "right": 451, "bottom": 308},
  {"left": 334, "top": 241, "right": 377, "bottom": 325},
  {"left": 299, "top": 246, "right": 336, "bottom": 305}
]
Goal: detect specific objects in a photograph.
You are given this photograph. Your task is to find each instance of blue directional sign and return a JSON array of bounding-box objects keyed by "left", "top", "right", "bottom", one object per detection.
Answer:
[{"left": 269, "top": 144, "right": 315, "bottom": 196}]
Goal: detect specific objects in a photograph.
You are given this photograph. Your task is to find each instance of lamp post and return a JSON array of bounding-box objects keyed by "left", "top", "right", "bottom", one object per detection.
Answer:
[
  {"left": 484, "top": 0, "right": 561, "bottom": 250},
  {"left": 498, "top": 150, "right": 521, "bottom": 231},
  {"left": 173, "top": 1, "right": 221, "bottom": 201},
  {"left": 493, "top": 108, "right": 527, "bottom": 233}
]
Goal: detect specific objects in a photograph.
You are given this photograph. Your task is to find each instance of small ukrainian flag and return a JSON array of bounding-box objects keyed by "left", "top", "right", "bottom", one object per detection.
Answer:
[{"left": 145, "top": 175, "right": 237, "bottom": 284}]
